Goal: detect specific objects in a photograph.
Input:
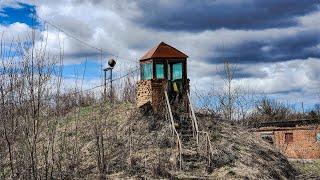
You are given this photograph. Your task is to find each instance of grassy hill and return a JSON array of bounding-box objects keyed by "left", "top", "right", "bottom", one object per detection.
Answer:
[
  {"left": 36, "top": 102, "right": 300, "bottom": 179},
  {"left": 6, "top": 102, "right": 320, "bottom": 179}
]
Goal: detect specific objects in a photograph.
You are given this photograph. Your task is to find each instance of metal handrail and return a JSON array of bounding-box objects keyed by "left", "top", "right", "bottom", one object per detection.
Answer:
[
  {"left": 164, "top": 91, "right": 182, "bottom": 170},
  {"left": 187, "top": 92, "right": 199, "bottom": 145},
  {"left": 187, "top": 92, "right": 214, "bottom": 165}
]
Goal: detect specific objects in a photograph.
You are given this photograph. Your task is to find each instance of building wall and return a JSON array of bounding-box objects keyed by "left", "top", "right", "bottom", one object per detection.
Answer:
[
  {"left": 255, "top": 126, "right": 320, "bottom": 159},
  {"left": 150, "top": 79, "right": 167, "bottom": 113},
  {"left": 136, "top": 79, "right": 167, "bottom": 113},
  {"left": 136, "top": 80, "right": 152, "bottom": 107},
  {"left": 136, "top": 79, "right": 190, "bottom": 114}
]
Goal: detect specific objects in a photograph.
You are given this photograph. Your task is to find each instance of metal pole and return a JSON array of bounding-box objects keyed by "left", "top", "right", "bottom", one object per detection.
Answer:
[
  {"left": 110, "top": 68, "right": 113, "bottom": 103},
  {"left": 104, "top": 70, "right": 107, "bottom": 102},
  {"left": 103, "top": 59, "right": 116, "bottom": 103}
]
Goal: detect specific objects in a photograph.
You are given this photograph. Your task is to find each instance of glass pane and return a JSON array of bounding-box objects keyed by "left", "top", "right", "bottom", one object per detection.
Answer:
[
  {"left": 156, "top": 64, "right": 164, "bottom": 79},
  {"left": 172, "top": 63, "right": 182, "bottom": 80},
  {"left": 141, "top": 63, "right": 152, "bottom": 80},
  {"left": 317, "top": 133, "right": 320, "bottom": 142}
]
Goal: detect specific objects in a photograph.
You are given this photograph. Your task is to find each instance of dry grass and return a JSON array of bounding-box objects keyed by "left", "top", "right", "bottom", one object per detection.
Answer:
[
  {"left": 24, "top": 103, "right": 300, "bottom": 179},
  {"left": 196, "top": 116, "right": 298, "bottom": 179},
  {"left": 291, "top": 160, "right": 320, "bottom": 179}
]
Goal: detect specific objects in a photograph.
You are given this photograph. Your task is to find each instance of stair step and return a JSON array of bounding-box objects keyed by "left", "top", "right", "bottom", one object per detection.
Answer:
[
  {"left": 183, "top": 156, "right": 206, "bottom": 164},
  {"left": 181, "top": 136, "right": 197, "bottom": 140},
  {"left": 180, "top": 132, "right": 194, "bottom": 134},
  {"left": 181, "top": 139, "right": 197, "bottom": 145},
  {"left": 182, "top": 148, "right": 197, "bottom": 152},
  {"left": 182, "top": 142, "right": 198, "bottom": 146},
  {"left": 182, "top": 160, "right": 206, "bottom": 170},
  {"left": 181, "top": 139, "right": 197, "bottom": 144},
  {"left": 180, "top": 134, "right": 194, "bottom": 137},
  {"left": 184, "top": 161, "right": 205, "bottom": 165},
  {"left": 182, "top": 149, "right": 198, "bottom": 155},
  {"left": 180, "top": 134, "right": 194, "bottom": 136}
]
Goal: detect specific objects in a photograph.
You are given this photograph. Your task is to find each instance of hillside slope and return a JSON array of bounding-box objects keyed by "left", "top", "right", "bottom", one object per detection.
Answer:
[{"left": 47, "top": 103, "right": 297, "bottom": 179}]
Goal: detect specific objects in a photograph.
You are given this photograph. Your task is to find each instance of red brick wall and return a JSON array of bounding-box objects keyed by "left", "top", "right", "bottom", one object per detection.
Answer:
[{"left": 255, "top": 126, "right": 320, "bottom": 159}]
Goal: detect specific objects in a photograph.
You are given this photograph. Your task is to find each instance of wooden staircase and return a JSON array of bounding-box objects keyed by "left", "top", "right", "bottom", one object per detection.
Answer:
[{"left": 164, "top": 91, "right": 212, "bottom": 172}]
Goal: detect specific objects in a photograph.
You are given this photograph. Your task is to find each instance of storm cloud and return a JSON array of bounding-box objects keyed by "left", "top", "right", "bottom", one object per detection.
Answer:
[
  {"left": 0, "top": 0, "right": 320, "bottom": 107},
  {"left": 134, "top": 0, "right": 319, "bottom": 31},
  {"left": 207, "top": 28, "right": 320, "bottom": 64}
]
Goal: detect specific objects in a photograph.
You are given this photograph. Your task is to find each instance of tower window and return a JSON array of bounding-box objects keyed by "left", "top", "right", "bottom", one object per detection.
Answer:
[
  {"left": 156, "top": 64, "right": 164, "bottom": 79},
  {"left": 141, "top": 63, "right": 152, "bottom": 80},
  {"left": 172, "top": 63, "right": 182, "bottom": 80},
  {"left": 317, "top": 133, "right": 320, "bottom": 142}
]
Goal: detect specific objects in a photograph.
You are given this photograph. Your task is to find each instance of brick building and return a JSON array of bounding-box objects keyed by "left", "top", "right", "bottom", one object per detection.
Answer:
[{"left": 253, "top": 119, "right": 320, "bottom": 159}]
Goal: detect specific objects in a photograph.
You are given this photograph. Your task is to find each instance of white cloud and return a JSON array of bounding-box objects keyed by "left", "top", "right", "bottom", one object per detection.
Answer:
[
  {"left": 0, "top": 22, "right": 34, "bottom": 42},
  {"left": 1, "top": 0, "right": 319, "bottom": 107},
  {"left": 298, "top": 10, "right": 320, "bottom": 29},
  {"left": 0, "top": 0, "right": 23, "bottom": 9},
  {"left": 189, "top": 58, "right": 320, "bottom": 107}
]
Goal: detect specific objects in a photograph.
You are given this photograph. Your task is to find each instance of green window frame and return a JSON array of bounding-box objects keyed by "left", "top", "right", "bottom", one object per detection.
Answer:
[
  {"left": 156, "top": 64, "right": 164, "bottom": 79},
  {"left": 141, "top": 63, "right": 152, "bottom": 80}
]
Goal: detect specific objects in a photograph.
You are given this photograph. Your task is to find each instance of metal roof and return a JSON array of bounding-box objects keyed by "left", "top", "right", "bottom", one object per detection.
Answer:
[{"left": 140, "top": 42, "right": 188, "bottom": 61}]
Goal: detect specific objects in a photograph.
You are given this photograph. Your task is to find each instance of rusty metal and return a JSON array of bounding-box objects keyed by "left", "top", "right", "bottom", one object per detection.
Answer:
[{"left": 140, "top": 42, "right": 188, "bottom": 61}]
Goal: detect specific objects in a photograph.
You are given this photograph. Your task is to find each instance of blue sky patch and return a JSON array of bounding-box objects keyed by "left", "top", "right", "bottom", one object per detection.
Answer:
[
  {"left": 0, "top": 2, "right": 39, "bottom": 27},
  {"left": 62, "top": 60, "right": 102, "bottom": 80}
]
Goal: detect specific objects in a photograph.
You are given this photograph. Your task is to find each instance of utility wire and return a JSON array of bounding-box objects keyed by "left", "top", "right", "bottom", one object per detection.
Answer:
[
  {"left": 112, "top": 67, "right": 139, "bottom": 82},
  {"left": 0, "top": 67, "right": 139, "bottom": 106},
  {"left": 37, "top": 15, "right": 102, "bottom": 52},
  {"left": 36, "top": 15, "right": 136, "bottom": 63},
  {"left": 1, "top": 6, "right": 140, "bottom": 105}
]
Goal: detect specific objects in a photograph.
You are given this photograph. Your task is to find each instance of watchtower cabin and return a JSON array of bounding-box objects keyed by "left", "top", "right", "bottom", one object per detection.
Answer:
[{"left": 137, "top": 42, "right": 189, "bottom": 114}]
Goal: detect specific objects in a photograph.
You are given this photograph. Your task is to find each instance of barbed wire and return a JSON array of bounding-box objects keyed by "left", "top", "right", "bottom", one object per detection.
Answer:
[
  {"left": 37, "top": 16, "right": 102, "bottom": 52},
  {"left": 1, "top": 8, "right": 142, "bottom": 106},
  {"left": 36, "top": 15, "right": 136, "bottom": 63},
  {"left": 0, "top": 66, "right": 139, "bottom": 106}
]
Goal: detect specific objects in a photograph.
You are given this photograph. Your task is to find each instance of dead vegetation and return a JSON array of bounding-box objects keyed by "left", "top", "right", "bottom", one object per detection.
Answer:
[
  {"left": 197, "top": 116, "right": 297, "bottom": 179},
  {"left": 41, "top": 103, "right": 302, "bottom": 179},
  {"left": 292, "top": 160, "right": 320, "bottom": 179},
  {"left": 0, "top": 28, "right": 316, "bottom": 179},
  {"left": 0, "top": 95, "right": 300, "bottom": 179}
]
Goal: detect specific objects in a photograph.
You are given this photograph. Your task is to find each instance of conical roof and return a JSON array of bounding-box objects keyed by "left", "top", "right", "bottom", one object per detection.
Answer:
[{"left": 140, "top": 42, "right": 188, "bottom": 61}]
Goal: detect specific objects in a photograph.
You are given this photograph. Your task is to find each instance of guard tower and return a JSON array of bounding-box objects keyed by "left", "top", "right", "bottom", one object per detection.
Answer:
[{"left": 136, "top": 42, "right": 189, "bottom": 113}]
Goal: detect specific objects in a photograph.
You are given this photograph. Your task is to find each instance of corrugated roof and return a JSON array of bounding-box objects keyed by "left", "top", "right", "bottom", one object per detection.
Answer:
[{"left": 140, "top": 42, "right": 188, "bottom": 60}]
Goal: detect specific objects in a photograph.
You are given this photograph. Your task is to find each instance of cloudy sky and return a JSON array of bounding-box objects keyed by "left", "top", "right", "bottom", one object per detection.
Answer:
[{"left": 0, "top": 0, "right": 320, "bottom": 109}]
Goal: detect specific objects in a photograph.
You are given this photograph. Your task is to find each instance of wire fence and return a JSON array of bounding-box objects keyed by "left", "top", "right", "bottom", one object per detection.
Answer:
[{"left": 0, "top": 11, "right": 142, "bottom": 105}]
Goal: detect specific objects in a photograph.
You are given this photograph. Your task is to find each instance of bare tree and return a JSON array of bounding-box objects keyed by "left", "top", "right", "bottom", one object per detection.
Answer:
[
  {"left": 253, "top": 97, "right": 291, "bottom": 122},
  {"left": 217, "top": 61, "right": 238, "bottom": 120},
  {"left": 122, "top": 77, "right": 137, "bottom": 103},
  {"left": 192, "top": 83, "right": 219, "bottom": 116}
]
